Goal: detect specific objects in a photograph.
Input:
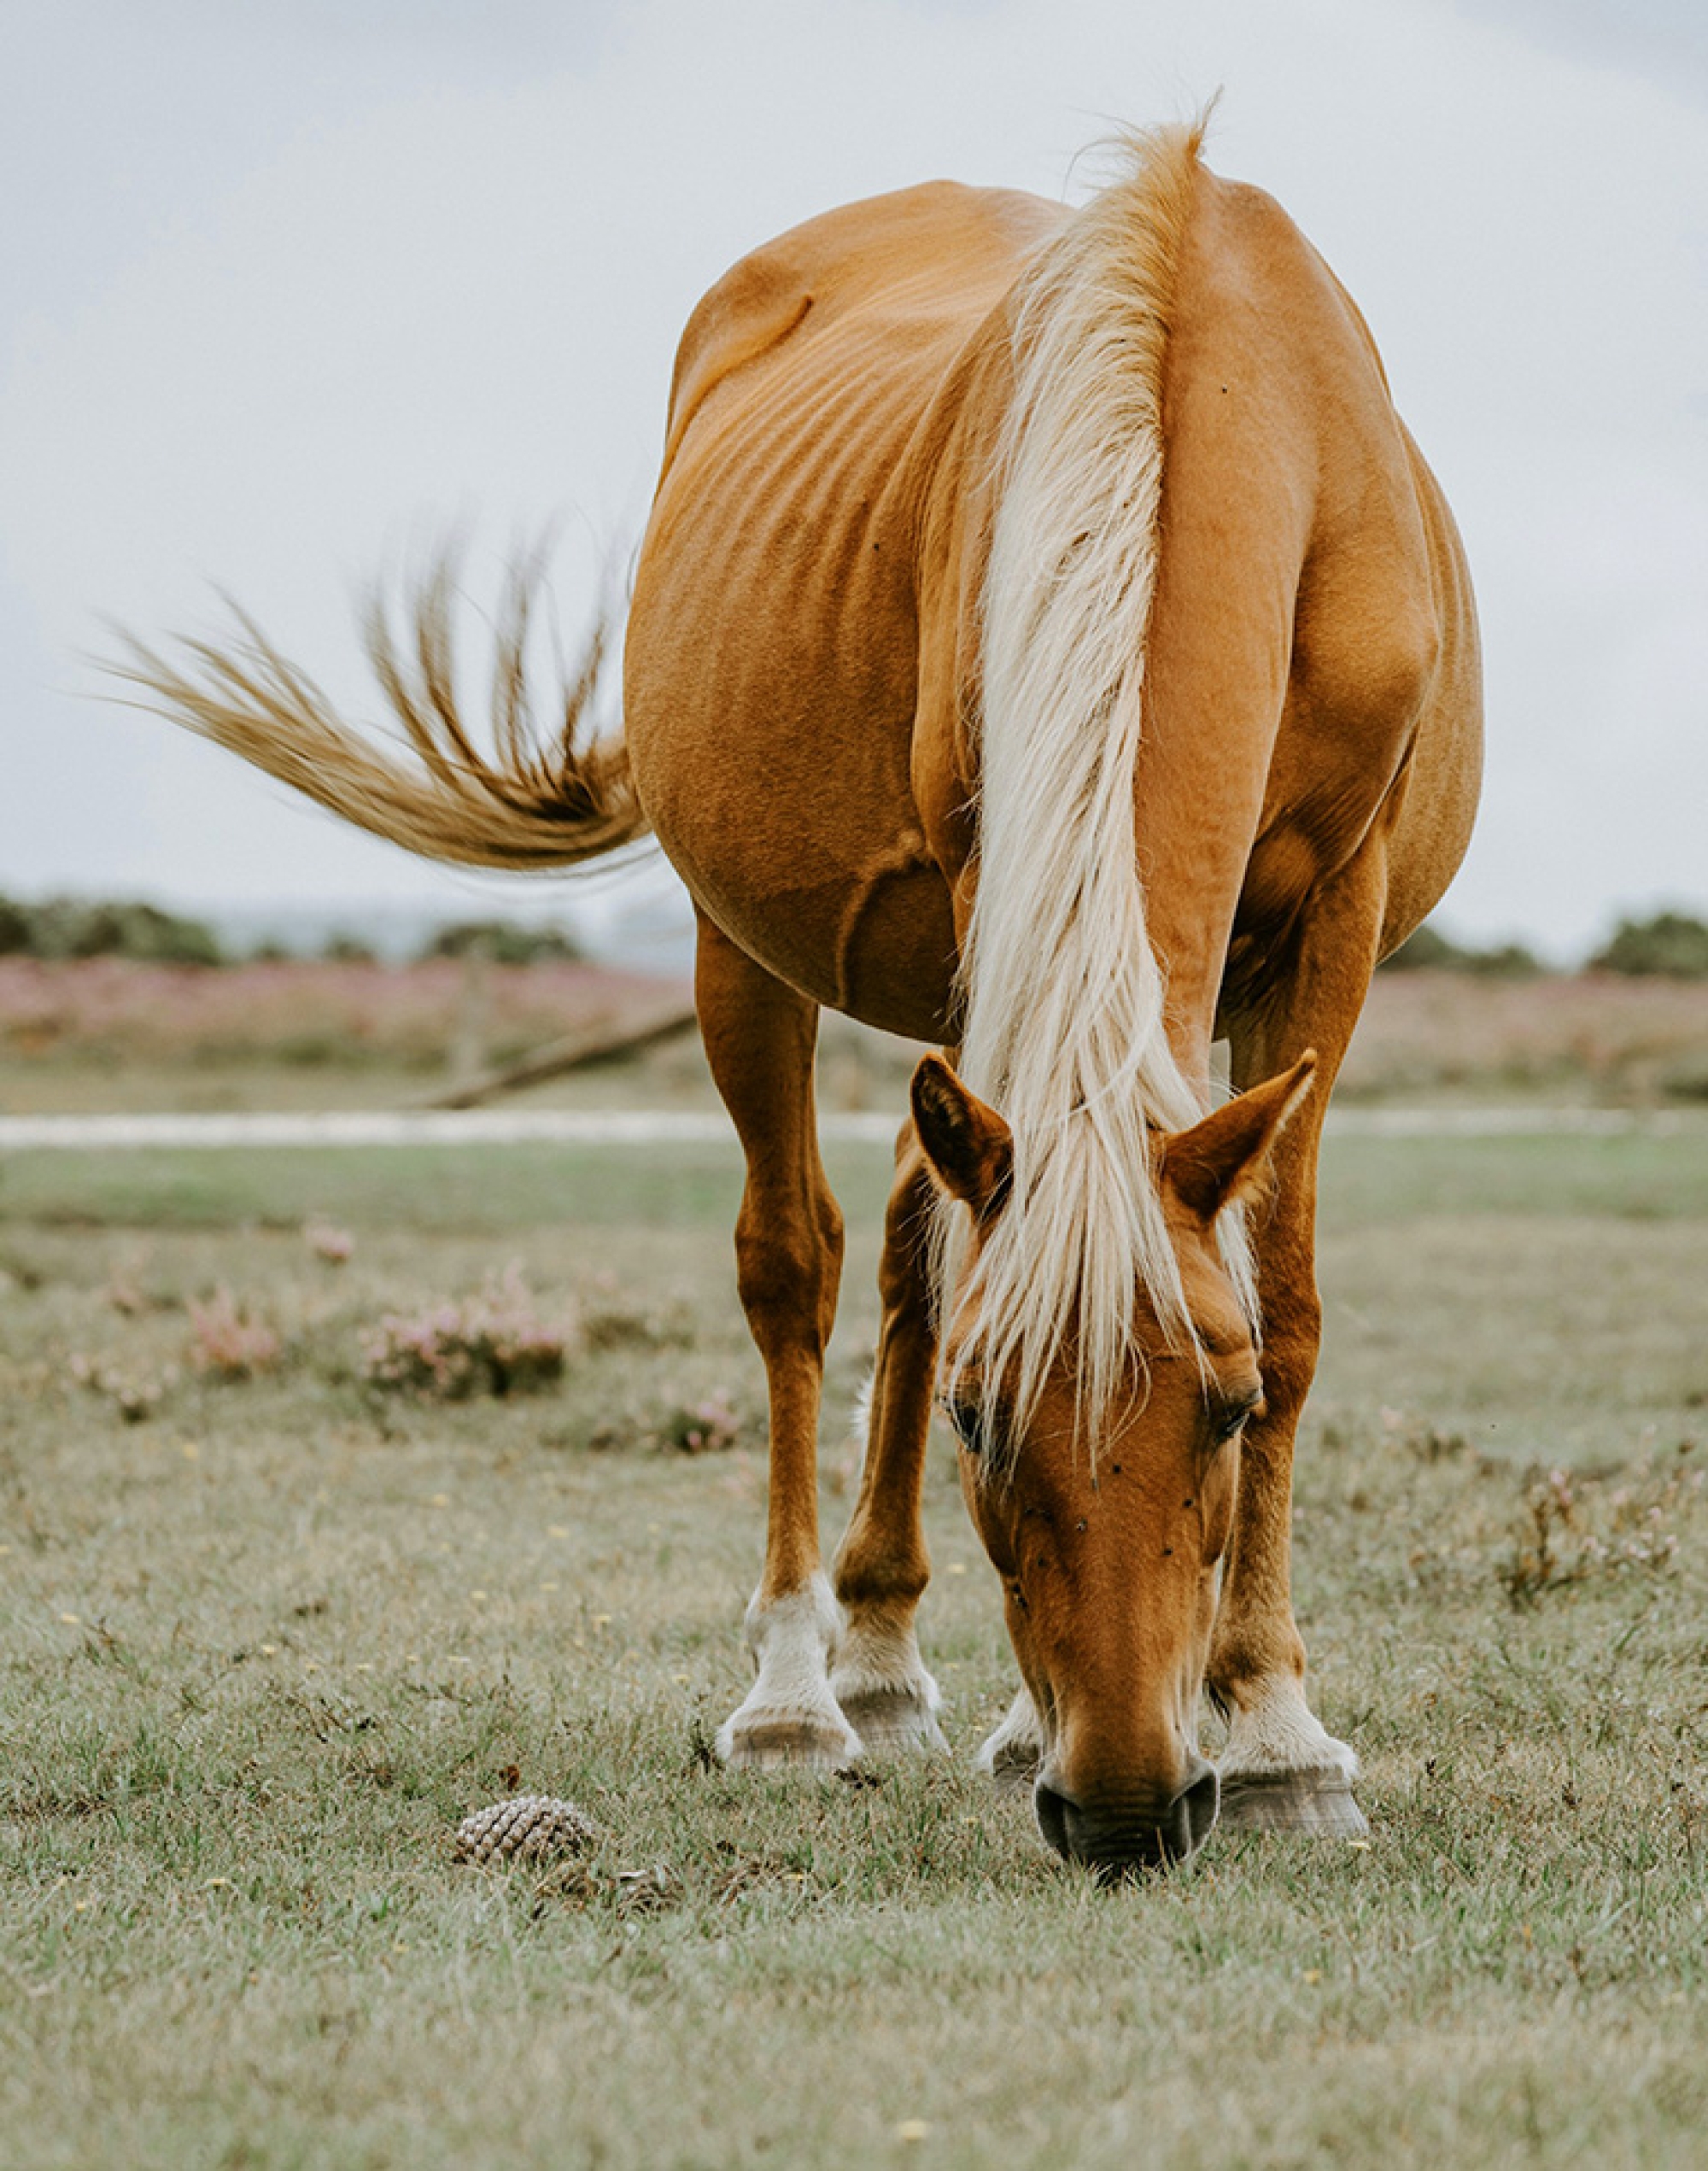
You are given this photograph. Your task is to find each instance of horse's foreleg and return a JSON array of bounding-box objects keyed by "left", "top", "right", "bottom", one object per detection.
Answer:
[
  {"left": 1214, "top": 856, "right": 1387, "bottom": 1835},
  {"left": 696, "top": 916, "right": 857, "bottom": 1770},
  {"left": 828, "top": 1128, "right": 948, "bottom": 1755}
]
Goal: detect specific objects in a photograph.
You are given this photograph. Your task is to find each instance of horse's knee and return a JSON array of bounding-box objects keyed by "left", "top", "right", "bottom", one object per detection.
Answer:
[
  {"left": 1253, "top": 1289, "right": 1322, "bottom": 1424},
  {"left": 734, "top": 1233, "right": 816, "bottom": 1325},
  {"left": 815, "top": 1187, "right": 845, "bottom": 1271},
  {"left": 876, "top": 1173, "right": 933, "bottom": 1309},
  {"left": 734, "top": 1196, "right": 843, "bottom": 1349}
]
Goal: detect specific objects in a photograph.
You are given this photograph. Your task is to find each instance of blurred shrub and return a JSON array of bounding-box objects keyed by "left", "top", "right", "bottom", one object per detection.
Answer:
[
  {"left": 360, "top": 1267, "right": 573, "bottom": 1400},
  {"left": 662, "top": 1391, "right": 743, "bottom": 1454},
  {"left": 1589, "top": 910, "right": 1708, "bottom": 980},
  {"left": 1656, "top": 1054, "right": 1708, "bottom": 1103},
  {"left": 1499, "top": 1449, "right": 1702, "bottom": 1608},
  {"left": 0, "top": 892, "right": 224, "bottom": 964},
  {"left": 68, "top": 1351, "right": 177, "bottom": 1423},
  {"left": 319, "top": 932, "right": 379, "bottom": 964},
  {"left": 1380, "top": 922, "right": 1542, "bottom": 977},
  {"left": 421, "top": 917, "right": 585, "bottom": 965},
  {"left": 186, "top": 1287, "right": 282, "bottom": 1378}
]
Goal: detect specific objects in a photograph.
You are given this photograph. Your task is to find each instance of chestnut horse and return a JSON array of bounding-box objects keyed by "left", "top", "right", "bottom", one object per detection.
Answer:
[{"left": 120, "top": 121, "right": 1481, "bottom": 1872}]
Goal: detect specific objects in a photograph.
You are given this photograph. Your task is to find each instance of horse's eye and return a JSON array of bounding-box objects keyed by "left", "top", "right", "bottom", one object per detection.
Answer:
[
  {"left": 1212, "top": 1395, "right": 1262, "bottom": 1445},
  {"left": 945, "top": 1397, "right": 987, "bottom": 1456}
]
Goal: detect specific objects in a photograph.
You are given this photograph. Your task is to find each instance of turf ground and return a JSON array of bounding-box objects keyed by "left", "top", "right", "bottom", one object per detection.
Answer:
[{"left": 3, "top": 1123, "right": 1706, "bottom": 2168}]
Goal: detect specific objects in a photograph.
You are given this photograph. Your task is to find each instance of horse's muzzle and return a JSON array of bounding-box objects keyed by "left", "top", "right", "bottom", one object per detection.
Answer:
[{"left": 1032, "top": 1756, "right": 1220, "bottom": 1875}]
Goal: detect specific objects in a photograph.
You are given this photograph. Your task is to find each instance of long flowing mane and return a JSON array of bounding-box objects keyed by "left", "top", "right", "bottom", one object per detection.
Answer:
[{"left": 945, "top": 120, "right": 1259, "bottom": 1449}]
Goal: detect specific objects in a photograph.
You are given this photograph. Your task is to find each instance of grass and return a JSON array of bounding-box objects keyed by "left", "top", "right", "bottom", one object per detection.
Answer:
[
  {"left": 11, "top": 1122, "right": 1708, "bottom": 1234},
  {"left": 3, "top": 1125, "right": 1707, "bottom": 2167}
]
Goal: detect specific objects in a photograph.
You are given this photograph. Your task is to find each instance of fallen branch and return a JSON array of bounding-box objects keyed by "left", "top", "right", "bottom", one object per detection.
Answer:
[{"left": 421, "top": 994, "right": 698, "bottom": 1109}]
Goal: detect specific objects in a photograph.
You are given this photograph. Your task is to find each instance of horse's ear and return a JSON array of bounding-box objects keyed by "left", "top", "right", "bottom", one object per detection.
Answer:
[
  {"left": 1160, "top": 1053, "right": 1318, "bottom": 1223},
  {"left": 911, "top": 1055, "right": 1013, "bottom": 1215}
]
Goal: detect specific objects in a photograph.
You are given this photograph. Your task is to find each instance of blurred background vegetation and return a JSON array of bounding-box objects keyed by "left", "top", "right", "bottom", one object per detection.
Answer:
[
  {"left": 2, "top": 895, "right": 1705, "bottom": 1114},
  {"left": 1380, "top": 910, "right": 1708, "bottom": 981},
  {"left": 6, "top": 890, "right": 1708, "bottom": 979},
  {"left": 0, "top": 895, "right": 591, "bottom": 969}
]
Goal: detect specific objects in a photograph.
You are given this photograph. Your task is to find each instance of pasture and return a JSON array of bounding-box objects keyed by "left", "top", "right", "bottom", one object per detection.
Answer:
[{"left": 3, "top": 1118, "right": 1708, "bottom": 2168}]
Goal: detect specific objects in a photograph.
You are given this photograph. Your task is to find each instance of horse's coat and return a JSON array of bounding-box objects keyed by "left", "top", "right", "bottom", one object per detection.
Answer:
[{"left": 120, "top": 122, "right": 1482, "bottom": 1870}]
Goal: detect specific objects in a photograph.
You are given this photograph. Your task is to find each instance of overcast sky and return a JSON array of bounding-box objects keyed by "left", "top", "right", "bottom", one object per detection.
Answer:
[{"left": 3, "top": 0, "right": 1705, "bottom": 959}]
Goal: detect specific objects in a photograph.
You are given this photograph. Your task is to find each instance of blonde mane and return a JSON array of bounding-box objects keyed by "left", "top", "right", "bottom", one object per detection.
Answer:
[{"left": 945, "top": 120, "right": 1259, "bottom": 1451}]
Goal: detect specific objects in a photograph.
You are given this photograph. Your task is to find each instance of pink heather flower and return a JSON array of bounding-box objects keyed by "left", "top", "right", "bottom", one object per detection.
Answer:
[
  {"left": 360, "top": 1267, "right": 573, "bottom": 1401},
  {"left": 304, "top": 1219, "right": 354, "bottom": 1264}
]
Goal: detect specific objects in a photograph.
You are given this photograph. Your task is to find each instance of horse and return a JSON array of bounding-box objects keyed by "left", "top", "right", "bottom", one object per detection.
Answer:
[{"left": 116, "top": 119, "right": 1482, "bottom": 1874}]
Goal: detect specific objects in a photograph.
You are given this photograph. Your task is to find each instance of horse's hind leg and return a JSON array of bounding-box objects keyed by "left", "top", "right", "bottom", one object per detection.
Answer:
[
  {"left": 828, "top": 1124, "right": 948, "bottom": 1755},
  {"left": 696, "top": 916, "right": 860, "bottom": 1770}
]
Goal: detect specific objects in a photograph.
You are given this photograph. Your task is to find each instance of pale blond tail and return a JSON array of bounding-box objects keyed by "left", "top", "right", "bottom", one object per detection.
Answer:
[{"left": 106, "top": 553, "right": 648, "bottom": 872}]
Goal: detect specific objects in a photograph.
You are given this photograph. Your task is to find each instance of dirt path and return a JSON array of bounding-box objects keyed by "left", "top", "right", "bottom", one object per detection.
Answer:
[{"left": 1, "top": 1106, "right": 1702, "bottom": 1150}]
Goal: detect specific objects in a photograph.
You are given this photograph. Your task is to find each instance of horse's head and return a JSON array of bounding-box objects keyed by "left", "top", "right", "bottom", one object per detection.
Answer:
[{"left": 910, "top": 1050, "right": 1316, "bottom": 1876}]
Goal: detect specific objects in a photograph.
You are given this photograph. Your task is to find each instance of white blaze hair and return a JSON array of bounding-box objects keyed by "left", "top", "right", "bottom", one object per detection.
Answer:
[{"left": 945, "top": 120, "right": 1259, "bottom": 1452}]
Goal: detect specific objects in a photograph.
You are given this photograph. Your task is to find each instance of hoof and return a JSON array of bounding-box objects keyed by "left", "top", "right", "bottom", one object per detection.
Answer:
[
  {"left": 975, "top": 1688, "right": 1045, "bottom": 1794},
  {"left": 981, "top": 1735, "right": 1041, "bottom": 1795},
  {"left": 834, "top": 1682, "right": 948, "bottom": 1758},
  {"left": 717, "top": 1706, "right": 863, "bottom": 1772},
  {"left": 1217, "top": 1769, "right": 1371, "bottom": 1838}
]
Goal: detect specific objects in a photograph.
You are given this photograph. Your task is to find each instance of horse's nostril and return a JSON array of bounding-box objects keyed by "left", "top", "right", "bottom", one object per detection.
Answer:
[
  {"left": 1179, "top": 1758, "right": 1220, "bottom": 1852},
  {"left": 1033, "top": 1777, "right": 1074, "bottom": 1859}
]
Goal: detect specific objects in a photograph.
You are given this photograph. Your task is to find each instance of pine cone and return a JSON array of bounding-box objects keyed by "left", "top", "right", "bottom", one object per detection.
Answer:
[{"left": 454, "top": 1794, "right": 596, "bottom": 1864}]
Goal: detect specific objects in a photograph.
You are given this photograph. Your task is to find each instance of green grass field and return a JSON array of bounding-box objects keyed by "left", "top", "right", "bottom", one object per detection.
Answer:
[{"left": 3, "top": 1125, "right": 1706, "bottom": 2168}]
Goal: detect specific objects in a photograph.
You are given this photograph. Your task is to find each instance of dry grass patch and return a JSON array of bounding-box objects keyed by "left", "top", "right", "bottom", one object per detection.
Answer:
[{"left": 2, "top": 1132, "right": 1706, "bottom": 2167}]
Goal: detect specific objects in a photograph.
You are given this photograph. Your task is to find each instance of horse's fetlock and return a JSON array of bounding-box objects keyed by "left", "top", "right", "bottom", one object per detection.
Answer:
[
  {"left": 834, "top": 1550, "right": 930, "bottom": 1616},
  {"left": 1208, "top": 1634, "right": 1306, "bottom": 1717}
]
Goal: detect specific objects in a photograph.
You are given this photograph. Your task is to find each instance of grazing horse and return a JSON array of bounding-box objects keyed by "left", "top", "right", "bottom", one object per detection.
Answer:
[{"left": 120, "top": 120, "right": 1481, "bottom": 1873}]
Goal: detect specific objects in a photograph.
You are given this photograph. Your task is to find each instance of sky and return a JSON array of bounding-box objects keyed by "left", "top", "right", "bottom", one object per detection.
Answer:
[{"left": 2, "top": 0, "right": 1705, "bottom": 962}]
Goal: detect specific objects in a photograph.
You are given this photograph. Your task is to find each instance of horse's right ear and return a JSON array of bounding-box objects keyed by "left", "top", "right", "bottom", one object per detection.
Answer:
[
  {"left": 911, "top": 1056, "right": 1013, "bottom": 1216},
  {"left": 1160, "top": 1052, "right": 1317, "bottom": 1224}
]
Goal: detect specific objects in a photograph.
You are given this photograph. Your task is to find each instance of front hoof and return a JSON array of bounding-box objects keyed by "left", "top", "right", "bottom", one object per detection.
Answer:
[
  {"left": 1218, "top": 1769, "right": 1371, "bottom": 1838},
  {"left": 975, "top": 1688, "right": 1045, "bottom": 1794},
  {"left": 717, "top": 1703, "right": 863, "bottom": 1772},
  {"left": 833, "top": 1680, "right": 948, "bottom": 1758}
]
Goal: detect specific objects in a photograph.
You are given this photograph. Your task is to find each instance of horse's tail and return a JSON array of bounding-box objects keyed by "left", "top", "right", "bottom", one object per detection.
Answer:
[{"left": 106, "top": 552, "right": 648, "bottom": 872}]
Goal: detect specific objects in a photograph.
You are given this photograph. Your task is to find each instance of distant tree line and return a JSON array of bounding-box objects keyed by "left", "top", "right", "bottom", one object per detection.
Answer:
[
  {"left": 0, "top": 894, "right": 225, "bottom": 966},
  {"left": 1586, "top": 910, "right": 1708, "bottom": 980},
  {"left": 418, "top": 919, "right": 585, "bottom": 966},
  {"left": 0, "top": 897, "right": 585, "bottom": 969},
  {"left": 3, "top": 889, "right": 1706, "bottom": 978},
  {"left": 1381, "top": 923, "right": 1543, "bottom": 977},
  {"left": 1381, "top": 910, "right": 1708, "bottom": 980}
]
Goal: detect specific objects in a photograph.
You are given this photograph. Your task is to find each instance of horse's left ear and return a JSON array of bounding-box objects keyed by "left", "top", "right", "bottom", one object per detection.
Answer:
[
  {"left": 1160, "top": 1053, "right": 1318, "bottom": 1223},
  {"left": 911, "top": 1055, "right": 1014, "bottom": 1216}
]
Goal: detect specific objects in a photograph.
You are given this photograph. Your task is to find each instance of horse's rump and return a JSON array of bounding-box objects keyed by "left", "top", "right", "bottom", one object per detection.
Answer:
[{"left": 623, "top": 183, "right": 1063, "bottom": 1036}]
